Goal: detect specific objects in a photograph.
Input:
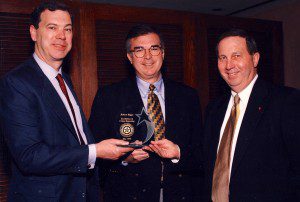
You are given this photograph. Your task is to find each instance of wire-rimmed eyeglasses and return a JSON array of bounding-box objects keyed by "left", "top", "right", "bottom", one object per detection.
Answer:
[{"left": 130, "top": 45, "right": 163, "bottom": 58}]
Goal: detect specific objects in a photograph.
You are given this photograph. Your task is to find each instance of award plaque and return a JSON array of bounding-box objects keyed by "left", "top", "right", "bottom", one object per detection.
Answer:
[{"left": 117, "top": 107, "right": 154, "bottom": 148}]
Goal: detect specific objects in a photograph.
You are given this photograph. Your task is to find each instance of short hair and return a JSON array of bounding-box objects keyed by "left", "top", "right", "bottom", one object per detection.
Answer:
[
  {"left": 31, "top": 1, "right": 72, "bottom": 29},
  {"left": 216, "top": 28, "right": 258, "bottom": 55},
  {"left": 125, "top": 24, "right": 165, "bottom": 53}
]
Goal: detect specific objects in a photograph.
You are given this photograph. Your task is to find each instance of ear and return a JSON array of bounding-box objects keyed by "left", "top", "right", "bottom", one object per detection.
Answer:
[
  {"left": 127, "top": 53, "right": 133, "bottom": 64},
  {"left": 252, "top": 52, "right": 260, "bottom": 67},
  {"left": 162, "top": 49, "right": 165, "bottom": 60},
  {"left": 30, "top": 25, "right": 37, "bottom": 42}
]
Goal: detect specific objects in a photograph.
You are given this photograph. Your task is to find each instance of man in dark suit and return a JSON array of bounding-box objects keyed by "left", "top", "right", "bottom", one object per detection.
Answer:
[
  {"left": 203, "top": 28, "right": 300, "bottom": 201},
  {"left": 89, "top": 25, "right": 203, "bottom": 201},
  {"left": 0, "top": 2, "right": 132, "bottom": 201}
]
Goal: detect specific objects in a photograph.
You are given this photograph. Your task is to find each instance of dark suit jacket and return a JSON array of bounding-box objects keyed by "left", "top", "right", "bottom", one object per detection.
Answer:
[
  {"left": 89, "top": 78, "right": 203, "bottom": 201},
  {"left": 203, "top": 78, "right": 300, "bottom": 201},
  {"left": 0, "top": 57, "right": 100, "bottom": 202}
]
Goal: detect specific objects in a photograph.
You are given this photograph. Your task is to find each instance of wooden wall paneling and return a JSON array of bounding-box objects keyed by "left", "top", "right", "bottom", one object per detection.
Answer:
[
  {"left": 70, "top": 2, "right": 98, "bottom": 118},
  {"left": 0, "top": 0, "right": 39, "bottom": 14},
  {"left": 195, "top": 15, "right": 210, "bottom": 112},
  {"left": 0, "top": 11, "right": 32, "bottom": 201},
  {"left": 183, "top": 14, "right": 197, "bottom": 87},
  {"left": 92, "top": 3, "right": 186, "bottom": 24}
]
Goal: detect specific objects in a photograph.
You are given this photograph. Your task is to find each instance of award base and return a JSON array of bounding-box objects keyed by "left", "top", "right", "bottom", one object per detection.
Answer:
[{"left": 117, "top": 143, "right": 144, "bottom": 149}]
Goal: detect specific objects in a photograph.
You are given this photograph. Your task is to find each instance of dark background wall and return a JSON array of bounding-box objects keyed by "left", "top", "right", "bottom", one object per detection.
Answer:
[
  {"left": 238, "top": 0, "right": 300, "bottom": 89},
  {"left": 0, "top": 0, "right": 283, "bottom": 201}
]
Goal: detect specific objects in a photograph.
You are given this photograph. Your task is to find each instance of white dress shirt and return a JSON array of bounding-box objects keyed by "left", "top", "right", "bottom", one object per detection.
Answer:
[
  {"left": 33, "top": 53, "right": 96, "bottom": 168},
  {"left": 218, "top": 74, "right": 258, "bottom": 179}
]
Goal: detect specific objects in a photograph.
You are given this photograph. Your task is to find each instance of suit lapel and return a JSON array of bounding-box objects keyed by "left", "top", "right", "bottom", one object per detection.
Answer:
[
  {"left": 127, "top": 78, "right": 145, "bottom": 110},
  {"left": 208, "top": 94, "right": 230, "bottom": 177},
  {"left": 164, "top": 80, "right": 177, "bottom": 140},
  {"left": 29, "top": 59, "right": 79, "bottom": 143},
  {"left": 62, "top": 73, "right": 96, "bottom": 144},
  {"left": 231, "top": 78, "right": 270, "bottom": 177}
]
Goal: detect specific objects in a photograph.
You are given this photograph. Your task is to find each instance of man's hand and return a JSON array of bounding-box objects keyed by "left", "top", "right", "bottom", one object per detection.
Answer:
[
  {"left": 95, "top": 139, "right": 133, "bottom": 160},
  {"left": 147, "top": 139, "right": 180, "bottom": 159},
  {"left": 124, "top": 149, "right": 149, "bottom": 163},
  {"left": 124, "top": 140, "right": 149, "bottom": 163}
]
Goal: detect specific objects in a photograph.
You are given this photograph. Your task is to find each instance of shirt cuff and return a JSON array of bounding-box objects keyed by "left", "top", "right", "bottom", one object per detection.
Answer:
[
  {"left": 171, "top": 145, "right": 180, "bottom": 163},
  {"left": 88, "top": 144, "right": 96, "bottom": 169}
]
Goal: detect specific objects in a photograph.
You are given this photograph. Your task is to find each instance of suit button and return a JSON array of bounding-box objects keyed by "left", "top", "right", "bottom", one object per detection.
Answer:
[
  {"left": 38, "top": 190, "right": 42, "bottom": 194},
  {"left": 178, "top": 174, "right": 182, "bottom": 178},
  {"left": 133, "top": 197, "right": 137, "bottom": 200},
  {"left": 82, "top": 192, "right": 86, "bottom": 198},
  {"left": 135, "top": 173, "right": 139, "bottom": 177},
  {"left": 142, "top": 189, "right": 146, "bottom": 192},
  {"left": 182, "top": 196, "right": 186, "bottom": 200}
]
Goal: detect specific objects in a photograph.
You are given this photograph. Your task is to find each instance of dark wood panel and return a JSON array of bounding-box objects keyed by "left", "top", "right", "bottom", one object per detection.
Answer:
[
  {"left": 0, "top": 11, "right": 33, "bottom": 202},
  {"left": 0, "top": 12, "right": 33, "bottom": 78}
]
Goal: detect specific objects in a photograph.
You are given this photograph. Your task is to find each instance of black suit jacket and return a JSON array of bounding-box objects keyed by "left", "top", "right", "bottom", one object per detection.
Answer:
[
  {"left": 89, "top": 78, "right": 203, "bottom": 201},
  {"left": 203, "top": 78, "right": 300, "bottom": 201},
  {"left": 0, "top": 57, "right": 100, "bottom": 202}
]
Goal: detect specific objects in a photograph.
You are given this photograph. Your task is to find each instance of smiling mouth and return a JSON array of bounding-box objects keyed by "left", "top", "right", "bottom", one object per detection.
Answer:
[
  {"left": 144, "top": 63, "right": 154, "bottom": 66},
  {"left": 228, "top": 72, "right": 237, "bottom": 75},
  {"left": 53, "top": 44, "right": 67, "bottom": 50}
]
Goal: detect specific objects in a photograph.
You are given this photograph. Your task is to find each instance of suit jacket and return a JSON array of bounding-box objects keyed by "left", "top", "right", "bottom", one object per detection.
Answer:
[
  {"left": 89, "top": 77, "right": 203, "bottom": 201},
  {"left": 0, "top": 57, "right": 100, "bottom": 202},
  {"left": 203, "top": 78, "right": 300, "bottom": 201}
]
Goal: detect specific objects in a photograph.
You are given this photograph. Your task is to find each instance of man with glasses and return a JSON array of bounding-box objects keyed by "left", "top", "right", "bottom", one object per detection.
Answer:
[{"left": 89, "top": 24, "right": 203, "bottom": 201}]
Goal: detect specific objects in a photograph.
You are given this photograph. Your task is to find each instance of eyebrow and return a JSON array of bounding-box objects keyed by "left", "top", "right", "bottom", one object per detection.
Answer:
[
  {"left": 46, "top": 23, "right": 72, "bottom": 27},
  {"left": 133, "top": 46, "right": 144, "bottom": 50},
  {"left": 133, "top": 44, "right": 160, "bottom": 49}
]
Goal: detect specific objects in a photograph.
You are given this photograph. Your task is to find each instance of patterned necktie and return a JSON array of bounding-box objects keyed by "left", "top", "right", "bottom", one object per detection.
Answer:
[
  {"left": 56, "top": 74, "right": 85, "bottom": 145},
  {"left": 147, "top": 84, "right": 165, "bottom": 141},
  {"left": 212, "top": 94, "right": 240, "bottom": 202}
]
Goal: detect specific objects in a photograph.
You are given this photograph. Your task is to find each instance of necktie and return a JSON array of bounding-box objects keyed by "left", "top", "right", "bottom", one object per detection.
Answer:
[
  {"left": 212, "top": 94, "right": 240, "bottom": 202},
  {"left": 147, "top": 84, "right": 165, "bottom": 141},
  {"left": 56, "top": 74, "right": 85, "bottom": 145}
]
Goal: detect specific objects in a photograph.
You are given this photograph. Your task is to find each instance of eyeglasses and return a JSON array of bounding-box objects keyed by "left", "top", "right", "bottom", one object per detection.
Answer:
[{"left": 130, "top": 45, "right": 163, "bottom": 58}]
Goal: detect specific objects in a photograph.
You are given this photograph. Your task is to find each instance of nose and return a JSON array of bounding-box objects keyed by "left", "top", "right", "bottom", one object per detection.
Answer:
[
  {"left": 226, "top": 59, "right": 235, "bottom": 69},
  {"left": 144, "top": 49, "right": 152, "bottom": 59},
  {"left": 56, "top": 29, "right": 66, "bottom": 40}
]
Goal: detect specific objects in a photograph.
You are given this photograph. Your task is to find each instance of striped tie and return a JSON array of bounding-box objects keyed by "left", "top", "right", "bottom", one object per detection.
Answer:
[
  {"left": 212, "top": 94, "right": 240, "bottom": 202},
  {"left": 147, "top": 84, "right": 165, "bottom": 140}
]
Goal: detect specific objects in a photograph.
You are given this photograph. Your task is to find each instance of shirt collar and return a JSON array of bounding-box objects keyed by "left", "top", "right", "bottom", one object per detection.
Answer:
[
  {"left": 33, "top": 53, "right": 62, "bottom": 81},
  {"left": 136, "top": 75, "right": 164, "bottom": 98},
  {"left": 231, "top": 74, "right": 258, "bottom": 104}
]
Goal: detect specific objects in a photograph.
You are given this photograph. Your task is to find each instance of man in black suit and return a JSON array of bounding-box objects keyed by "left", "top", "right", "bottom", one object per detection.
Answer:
[
  {"left": 89, "top": 25, "right": 203, "bottom": 201},
  {"left": 0, "top": 2, "right": 132, "bottom": 201},
  {"left": 203, "top": 28, "right": 300, "bottom": 201}
]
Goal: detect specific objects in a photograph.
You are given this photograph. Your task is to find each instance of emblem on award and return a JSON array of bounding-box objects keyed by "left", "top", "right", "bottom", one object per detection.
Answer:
[{"left": 120, "top": 123, "right": 134, "bottom": 138}]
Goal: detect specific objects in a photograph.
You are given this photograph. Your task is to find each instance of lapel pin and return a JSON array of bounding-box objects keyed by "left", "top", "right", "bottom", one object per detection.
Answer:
[{"left": 258, "top": 106, "right": 263, "bottom": 112}]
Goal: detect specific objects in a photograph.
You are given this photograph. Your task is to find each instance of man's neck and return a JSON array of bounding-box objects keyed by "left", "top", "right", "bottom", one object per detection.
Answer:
[{"left": 34, "top": 51, "right": 62, "bottom": 72}]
